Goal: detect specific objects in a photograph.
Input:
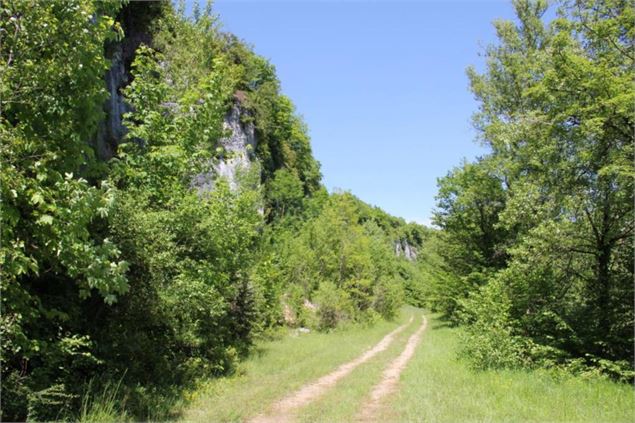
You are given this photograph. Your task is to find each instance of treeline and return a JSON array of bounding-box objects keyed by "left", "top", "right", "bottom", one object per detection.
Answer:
[
  {"left": 0, "top": 1, "right": 427, "bottom": 421},
  {"left": 429, "top": 0, "right": 633, "bottom": 381}
]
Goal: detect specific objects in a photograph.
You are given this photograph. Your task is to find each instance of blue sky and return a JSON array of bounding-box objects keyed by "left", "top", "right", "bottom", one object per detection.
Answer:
[{"left": 190, "top": 0, "right": 518, "bottom": 225}]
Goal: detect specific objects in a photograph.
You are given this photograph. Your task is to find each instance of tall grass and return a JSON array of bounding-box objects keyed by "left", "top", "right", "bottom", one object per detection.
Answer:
[
  {"left": 77, "top": 376, "right": 187, "bottom": 422},
  {"left": 78, "top": 377, "right": 129, "bottom": 422}
]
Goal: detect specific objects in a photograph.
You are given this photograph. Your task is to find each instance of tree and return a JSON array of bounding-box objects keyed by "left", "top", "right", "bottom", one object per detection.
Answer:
[
  {"left": 434, "top": 159, "right": 509, "bottom": 274},
  {"left": 0, "top": 1, "right": 130, "bottom": 419},
  {"left": 266, "top": 168, "right": 305, "bottom": 219},
  {"left": 452, "top": 0, "right": 634, "bottom": 375},
  {"left": 431, "top": 159, "right": 509, "bottom": 320}
]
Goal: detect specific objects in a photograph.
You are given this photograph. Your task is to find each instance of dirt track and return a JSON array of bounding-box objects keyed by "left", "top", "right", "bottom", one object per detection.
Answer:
[
  {"left": 249, "top": 316, "right": 415, "bottom": 423},
  {"left": 356, "top": 315, "right": 428, "bottom": 422}
]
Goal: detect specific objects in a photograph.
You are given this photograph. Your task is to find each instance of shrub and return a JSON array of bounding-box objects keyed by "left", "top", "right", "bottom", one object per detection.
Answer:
[
  {"left": 27, "top": 384, "right": 77, "bottom": 422},
  {"left": 373, "top": 277, "right": 404, "bottom": 320},
  {"left": 315, "top": 282, "right": 353, "bottom": 330},
  {"left": 459, "top": 278, "right": 526, "bottom": 370}
]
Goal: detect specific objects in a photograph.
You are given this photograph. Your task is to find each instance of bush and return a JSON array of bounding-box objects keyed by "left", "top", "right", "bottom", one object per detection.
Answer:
[
  {"left": 284, "top": 284, "right": 317, "bottom": 328},
  {"left": 459, "top": 278, "right": 526, "bottom": 370},
  {"left": 273, "top": 193, "right": 413, "bottom": 329},
  {"left": 315, "top": 282, "right": 353, "bottom": 330},
  {"left": 373, "top": 277, "right": 404, "bottom": 320},
  {"left": 27, "top": 384, "right": 77, "bottom": 422}
]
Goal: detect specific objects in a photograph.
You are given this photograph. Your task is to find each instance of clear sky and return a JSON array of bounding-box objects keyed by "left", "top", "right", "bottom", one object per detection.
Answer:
[{"left": 190, "top": 0, "right": 518, "bottom": 225}]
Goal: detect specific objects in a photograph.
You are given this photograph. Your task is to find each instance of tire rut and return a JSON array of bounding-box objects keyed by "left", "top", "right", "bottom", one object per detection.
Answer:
[
  {"left": 356, "top": 314, "right": 428, "bottom": 422},
  {"left": 249, "top": 316, "right": 415, "bottom": 423}
]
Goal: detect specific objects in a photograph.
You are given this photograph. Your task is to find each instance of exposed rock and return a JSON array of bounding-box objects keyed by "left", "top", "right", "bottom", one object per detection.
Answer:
[
  {"left": 303, "top": 299, "right": 317, "bottom": 311},
  {"left": 94, "top": 43, "right": 129, "bottom": 160},
  {"left": 395, "top": 239, "right": 418, "bottom": 261},
  {"left": 92, "top": 2, "right": 163, "bottom": 160},
  {"left": 215, "top": 102, "right": 257, "bottom": 188},
  {"left": 192, "top": 98, "right": 257, "bottom": 193},
  {"left": 91, "top": 3, "right": 257, "bottom": 194},
  {"left": 283, "top": 303, "right": 295, "bottom": 325}
]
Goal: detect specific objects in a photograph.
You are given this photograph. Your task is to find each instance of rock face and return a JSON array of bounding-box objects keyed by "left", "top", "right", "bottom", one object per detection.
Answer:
[
  {"left": 191, "top": 98, "right": 258, "bottom": 193},
  {"left": 395, "top": 239, "right": 418, "bottom": 261},
  {"left": 94, "top": 43, "right": 130, "bottom": 160},
  {"left": 215, "top": 101, "right": 257, "bottom": 190},
  {"left": 92, "top": 2, "right": 162, "bottom": 160},
  {"left": 92, "top": 3, "right": 257, "bottom": 192}
]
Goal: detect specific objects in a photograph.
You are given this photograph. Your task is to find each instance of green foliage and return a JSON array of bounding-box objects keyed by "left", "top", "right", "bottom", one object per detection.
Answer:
[
  {"left": 0, "top": 1, "right": 129, "bottom": 420},
  {"left": 436, "top": 0, "right": 634, "bottom": 379},
  {"left": 27, "top": 384, "right": 77, "bottom": 422},
  {"left": 103, "top": 30, "right": 263, "bottom": 387},
  {"left": 266, "top": 168, "right": 305, "bottom": 219},
  {"left": 434, "top": 158, "right": 509, "bottom": 275},
  {"left": 78, "top": 378, "right": 130, "bottom": 423},
  {"left": 373, "top": 277, "right": 404, "bottom": 320},
  {"left": 315, "top": 281, "right": 354, "bottom": 330},
  {"left": 283, "top": 283, "right": 313, "bottom": 328},
  {"left": 431, "top": 158, "right": 510, "bottom": 322},
  {"left": 272, "top": 193, "right": 412, "bottom": 329},
  {"left": 458, "top": 278, "right": 526, "bottom": 370},
  {"left": 245, "top": 85, "right": 322, "bottom": 196},
  {"left": 0, "top": 1, "right": 435, "bottom": 420}
]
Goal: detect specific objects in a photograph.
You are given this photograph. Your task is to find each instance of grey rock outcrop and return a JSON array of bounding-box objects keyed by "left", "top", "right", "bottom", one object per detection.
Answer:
[
  {"left": 94, "top": 44, "right": 130, "bottom": 160},
  {"left": 215, "top": 102, "right": 257, "bottom": 190},
  {"left": 191, "top": 97, "right": 258, "bottom": 193},
  {"left": 395, "top": 239, "right": 418, "bottom": 261},
  {"left": 92, "top": 2, "right": 162, "bottom": 160},
  {"left": 90, "top": 3, "right": 257, "bottom": 192}
]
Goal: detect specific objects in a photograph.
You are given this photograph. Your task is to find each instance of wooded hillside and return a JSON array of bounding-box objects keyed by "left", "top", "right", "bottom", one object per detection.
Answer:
[{"left": 0, "top": 2, "right": 429, "bottom": 420}]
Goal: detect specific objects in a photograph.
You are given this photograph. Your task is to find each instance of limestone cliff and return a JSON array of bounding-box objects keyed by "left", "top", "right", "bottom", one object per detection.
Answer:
[
  {"left": 92, "top": 2, "right": 162, "bottom": 160},
  {"left": 395, "top": 239, "right": 418, "bottom": 261},
  {"left": 192, "top": 96, "right": 258, "bottom": 192}
]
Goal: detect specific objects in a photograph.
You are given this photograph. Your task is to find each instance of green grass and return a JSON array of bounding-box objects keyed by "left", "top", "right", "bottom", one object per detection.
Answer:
[
  {"left": 78, "top": 378, "right": 131, "bottom": 423},
  {"left": 73, "top": 307, "right": 635, "bottom": 422},
  {"left": 179, "top": 307, "right": 419, "bottom": 422},
  {"left": 297, "top": 313, "right": 425, "bottom": 422},
  {"left": 179, "top": 310, "right": 634, "bottom": 422},
  {"left": 377, "top": 314, "right": 635, "bottom": 423}
]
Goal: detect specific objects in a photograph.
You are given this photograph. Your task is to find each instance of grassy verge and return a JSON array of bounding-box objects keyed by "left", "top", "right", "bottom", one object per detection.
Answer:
[
  {"left": 377, "top": 314, "right": 635, "bottom": 423},
  {"left": 178, "top": 307, "right": 419, "bottom": 422},
  {"left": 77, "top": 378, "right": 186, "bottom": 423}
]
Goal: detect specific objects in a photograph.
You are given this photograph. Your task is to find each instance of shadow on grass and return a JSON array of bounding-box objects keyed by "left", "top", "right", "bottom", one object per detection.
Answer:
[
  {"left": 431, "top": 322, "right": 453, "bottom": 331},
  {"left": 426, "top": 313, "right": 456, "bottom": 331}
]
